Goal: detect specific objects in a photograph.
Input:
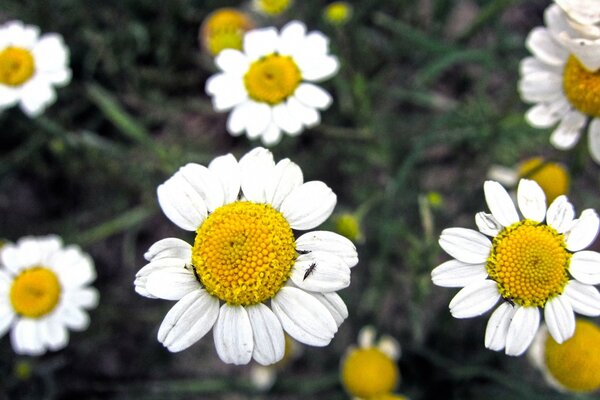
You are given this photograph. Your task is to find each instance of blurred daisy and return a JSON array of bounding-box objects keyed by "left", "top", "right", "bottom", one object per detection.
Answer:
[
  {"left": 340, "top": 326, "right": 402, "bottom": 399},
  {"left": 488, "top": 156, "right": 569, "bottom": 204},
  {"left": 334, "top": 212, "right": 364, "bottom": 244},
  {"left": 553, "top": 0, "right": 600, "bottom": 70},
  {"left": 0, "top": 20, "right": 71, "bottom": 117},
  {"left": 323, "top": 2, "right": 353, "bottom": 26},
  {"left": 252, "top": 0, "right": 293, "bottom": 17},
  {"left": 0, "top": 236, "right": 98, "bottom": 355},
  {"left": 135, "top": 147, "right": 358, "bottom": 365},
  {"left": 205, "top": 20, "right": 339, "bottom": 145},
  {"left": 249, "top": 334, "right": 301, "bottom": 391},
  {"left": 199, "top": 8, "right": 255, "bottom": 57},
  {"left": 529, "top": 319, "right": 600, "bottom": 393},
  {"left": 432, "top": 179, "right": 600, "bottom": 356}
]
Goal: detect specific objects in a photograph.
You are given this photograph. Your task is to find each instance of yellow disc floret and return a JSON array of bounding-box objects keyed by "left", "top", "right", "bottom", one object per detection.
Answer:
[
  {"left": 244, "top": 54, "right": 302, "bottom": 105},
  {"left": 341, "top": 347, "right": 399, "bottom": 398},
  {"left": 254, "top": 0, "right": 293, "bottom": 16},
  {"left": 563, "top": 55, "right": 600, "bottom": 117},
  {"left": 0, "top": 47, "right": 35, "bottom": 87},
  {"left": 486, "top": 220, "right": 570, "bottom": 307},
  {"left": 200, "top": 8, "right": 255, "bottom": 56},
  {"left": 545, "top": 319, "right": 600, "bottom": 392},
  {"left": 192, "top": 201, "right": 296, "bottom": 306},
  {"left": 10, "top": 267, "right": 61, "bottom": 318},
  {"left": 517, "top": 157, "right": 569, "bottom": 204}
]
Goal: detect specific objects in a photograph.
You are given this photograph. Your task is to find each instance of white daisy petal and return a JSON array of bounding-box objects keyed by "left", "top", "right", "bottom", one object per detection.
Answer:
[
  {"left": 227, "top": 102, "right": 252, "bottom": 135},
  {"left": 0, "top": 86, "right": 19, "bottom": 107},
  {"left": 0, "top": 303, "right": 15, "bottom": 337},
  {"left": 11, "top": 319, "right": 44, "bottom": 356},
  {"left": 294, "top": 83, "right": 333, "bottom": 110},
  {"left": 245, "top": 101, "right": 272, "bottom": 139},
  {"left": 145, "top": 265, "right": 198, "bottom": 301},
  {"left": 144, "top": 238, "right": 192, "bottom": 262},
  {"left": 588, "top": 118, "right": 600, "bottom": 165},
  {"left": 438, "top": 228, "right": 492, "bottom": 264},
  {"left": 158, "top": 289, "right": 220, "bottom": 352},
  {"left": 518, "top": 70, "right": 563, "bottom": 103},
  {"left": 566, "top": 209, "right": 600, "bottom": 252},
  {"left": 64, "top": 287, "right": 99, "bottom": 309},
  {"left": 211, "top": 79, "right": 248, "bottom": 111},
  {"left": 483, "top": 181, "right": 519, "bottom": 226},
  {"left": 208, "top": 153, "right": 241, "bottom": 204},
  {"left": 546, "top": 195, "right": 575, "bottom": 233},
  {"left": 157, "top": 176, "right": 207, "bottom": 232},
  {"left": 300, "top": 55, "right": 340, "bottom": 82},
  {"left": 213, "top": 304, "right": 254, "bottom": 365},
  {"left": 135, "top": 258, "right": 190, "bottom": 299},
  {"left": 505, "top": 306, "right": 540, "bottom": 356},
  {"left": 59, "top": 304, "right": 90, "bottom": 331},
  {"left": 260, "top": 123, "right": 283, "bottom": 146},
  {"left": 247, "top": 304, "right": 285, "bottom": 365},
  {"left": 308, "top": 291, "right": 348, "bottom": 328},
  {"left": 290, "top": 251, "right": 350, "bottom": 293},
  {"left": 563, "top": 280, "right": 600, "bottom": 316},
  {"left": 278, "top": 20, "right": 306, "bottom": 55},
  {"left": 475, "top": 212, "right": 503, "bottom": 237},
  {"left": 41, "top": 316, "right": 69, "bottom": 351},
  {"left": 177, "top": 163, "right": 225, "bottom": 212},
  {"left": 517, "top": 179, "right": 546, "bottom": 222},
  {"left": 358, "top": 326, "right": 376, "bottom": 348},
  {"left": 449, "top": 280, "right": 500, "bottom": 318},
  {"left": 271, "top": 287, "right": 337, "bottom": 347},
  {"left": 544, "top": 296, "right": 575, "bottom": 344},
  {"left": 550, "top": 110, "right": 586, "bottom": 150},
  {"left": 485, "top": 302, "right": 516, "bottom": 351},
  {"left": 554, "top": 0, "right": 600, "bottom": 25},
  {"left": 295, "top": 231, "right": 358, "bottom": 268},
  {"left": 378, "top": 335, "right": 401, "bottom": 360},
  {"left": 280, "top": 181, "right": 337, "bottom": 230},
  {"left": 525, "top": 27, "right": 569, "bottom": 66},
  {"left": 244, "top": 27, "right": 279, "bottom": 61},
  {"left": 431, "top": 259, "right": 488, "bottom": 288},
  {"left": 239, "top": 147, "right": 275, "bottom": 203},
  {"left": 569, "top": 251, "right": 600, "bottom": 285},
  {"left": 264, "top": 158, "right": 303, "bottom": 210},
  {"left": 272, "top": 102, "right": 303, "bottom": 135},
  {"left": 558, "top": 32, "right": 600, "bottom": 72},
  {"left": 214, "top": 49, "right": 250, "bottom": 75},
  {"left": 525, "top": 100, "right": 570, "bottom": 128},
  {"left": 19, "top": 79, "right": 56, "bottom": 117},
  {"left": 287, "top": 96, "right": 320, "bottom": 127},
  {"left": 50, "top": 245, "right": 96, "bottom": 289},
  {"left": 33, "top": 34, "right": 69, "bottom": 73}
]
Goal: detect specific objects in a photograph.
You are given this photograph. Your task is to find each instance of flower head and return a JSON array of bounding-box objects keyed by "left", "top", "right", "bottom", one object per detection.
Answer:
[
  {"left": 252, "top": 0, "right": 293, "bottom": 17},
  {"left": 205, "top": 20, "right": 339, "bottom": 145},
  {"left": 135, "top": 147, "right": 358, "bottom": 365},
  {"left": 0, "top": 236, "right": 98, "bottom": 355},
  {"left": 340, "top": 326, "right": 401, "bottom": 399},
  {"left": 0, "top": 21, "right": 71, "bottom": 117},
  {"left": 323, "top": 2, "right": 353, "bottom": 26},
  {"left": 432, "top": 179, "right": 600, "bottom": 356},
  {"left": 199, "top": 8, "right": 255, "bottom": 57}
]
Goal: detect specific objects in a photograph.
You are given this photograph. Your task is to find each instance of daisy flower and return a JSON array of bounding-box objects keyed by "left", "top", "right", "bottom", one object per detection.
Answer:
[
  {"left": 252, "top": 0, "right": 293, "bottom": 17},
  {"left": 323, "top": 2, "right": 353, "bottom": 26},
  {"left": 0, "top": 235, "right": 98, "bottom": 355},
  {"left": 340, "top": 326, "right": 402, "bottom": 400},
  {"left": 529, "top": 319, "right": 600, "bottom": 393},
  {"left": 199, "top": 8, "right": 255, "bottom": 57},
  {"left": 432, "top": 179, "right": 600, "bottom": 356},
  {"left": 0, "top": 20, "right": 71, "bottom": 117},
  {"left": 519, "top": 4, "right": 600, "bottom": 163},
  {"left": 554, "top": 0, "right": 600, "bottom": 26},
  {"left": 135, "top": 147, "right": 358, "bottom": 365},
  {"left": 205, "top": 20, "right": 339, "bottom": 146}
]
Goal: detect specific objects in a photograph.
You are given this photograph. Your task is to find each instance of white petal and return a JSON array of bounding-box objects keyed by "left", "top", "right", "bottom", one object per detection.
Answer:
[
  {"left": 58, "top": 304, "right": 90, "bottom": 331},
  {"left": 378, "top": 335, "right": 401, "bottom": 360},
  {"left": 213, "top": 304, "right": 254, "bottom": 365},
  {"left": 271, "top": 287, "right": 337, "bottom": 346},
  {"left": 245, "top": 101, "right": 272, "bottom": 139},
  {"left": 19, "top": 78, "right": 56, "bottom": 117},
  {"left": 260, "top": 123, "right": 283, "bottom": 146},
  {"left": 214, "top": 49, "right": 250, "bottom": 75},
  {"left": 272, "top": 102, "right": 303, "bottom": 135},
  {"left": 63, "top": 287, "right": 99, "bottom": 309},
  {"left": 525, "top": 27, "right": 569, "bottom": 66},
  {"left": 438, "top": 228, "right": 491, "bottom": 264},
  {"left": 244, "top": 27, "right": 278, "bottom": 60},
  {"left": 287, "top": 96, "right": 320, "bottom": 127},
  {"left": 210, "top": 78, "right": 247, "bottom": 111},
  {"left": 550, "top": 110, "right": 586, "bottom": 150},
  {"left": 177, "top": 163, "right": 225, "bottom": 212},
  {"left": 50, "top": 245, "right": 96, "bottom": 289},
  {"left": 505, "top": 306, "right": 540, "bottom": 356},
  {"left": 239, "top": 147, "right": 275, "bottom": 203},
  {"left": 525, "top": 98, "right": 570, "bottom": 128},
  {"left": 485, "top": 302, "right": 516, "bottom": 351},
  {"left": 517, "top": 179, "right": 547, "bottom": 222},
  {"left": 566, "top": 209, "right": 600, "bottom": 251},
  {"left": 158, "top": 289, "right": 220, "bottom": 352},
  {"left": 295, "top": 231, "right": 358, "bottom": 268},
  {"left": 546, "top": 195, "right": 575, "bottom": 233},
  {"left": 358, "top": 325, "right": 376, "bottom": 348},
  {"left": 308, "top": 291, "right": 348, "bottom": 327},
  {"left": 544, "top": 296, "right": 575, "bottom": 344},
  {"left": 555, "top": 0, "right": 600, "bottom": 25},
  {"left": 11, "top": 319, "right": 45, "bottom": 356},
  {"left": 563, "top": 280, "right": 600, "bottom": 316},
  {"left": 157, "top": 174, "right": 207, "bottom": 231},
  {"left": 0, "top": 85, "right": 19, "bottom": 107},
  {"left": 208, "top": 153, "right": 241, "bottom": 204},
  {"left": 570, "top": 251, "right": 600, "bottom": 285},
  {"left": 280, "top": 181, "right": 336, "bottom": 230},
  {"left": 588, "top": 118, "right": 600, "bottom": 165},
  {"left": 247, "top": 304, "right": 285, "bottom": 365},
  {"left": 290, "top": 251, "right": 350, "bottom": 292},
  {"left": 449, "top": 280, "right": 500, "bottom": 318},
  {"left": 278, "top": 21, "right": 306, "bottom": 55},
  {"left": 294, "top": 83, "right": 332, "bottom": 110},
  {"left": 145, "top": 265, "right": 198, "bottom": 301},
  {"left": 144, "top": 238, "right": 192, "bottom": 262},
  {"left": 483, "top": 181, "right": 519, "bottom": 226},
  {"left": 518, "top": 70, "right": 563, "bottom": 103},
  {"left": 227, "top": 102, "right": 252, "bottom": 135},
  {"left": 41, "top": 316, "right": 69, "bottom": 351},
  {"left": 559, "top": 32, "right": 600, "bottom": 72},
  {"left": 475, "top": 212, "right": 502, "bottom": 237},
  {"left": 431, "top": 259, "right": 488, "bottom": 288},
  {"left": 33, "top": 34, "right": 69, "bottom": 73},
  {"left": 300, "top": 55, "right": 340, "bottom": 82},
  {"left": 135, "top": 258, "right": 190, "bottom": 299},
  {"left": 264, "top": 158, "right": 303, "bottom": 209},
  {"left": 0, "top": 303, "right": 15, "bottom": 337}
]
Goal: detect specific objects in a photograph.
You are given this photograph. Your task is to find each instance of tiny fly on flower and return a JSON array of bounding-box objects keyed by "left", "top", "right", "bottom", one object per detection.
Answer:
[{"left": 303, "top": 263, "right": 317, "bottom": 280}]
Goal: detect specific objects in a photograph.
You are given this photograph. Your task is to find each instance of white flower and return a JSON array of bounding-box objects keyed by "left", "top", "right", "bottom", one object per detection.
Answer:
[
  {"left": 518, "top": 5, "right": 600, "bottom": 163},
  {"left": 0, "top": 236, "right": 98, "bottom": 355},
  {"left": 205, "top": 20, "right": 339, "bottom": 146},
  {"left": 135, "top": 147, "right": 358, "bottom": 365},
  {"left": 0, "top": 21, "right": 71, "bottom": 117},
  {"left": 432, "top": 179, "right": 600, "bottom": 356},
  {"left": 554, "top": 0, "right": 600, "bottom": 26}
]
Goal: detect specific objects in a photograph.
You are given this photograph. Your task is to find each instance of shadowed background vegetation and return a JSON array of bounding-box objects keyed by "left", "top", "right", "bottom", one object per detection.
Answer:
[{"left": 0, "top": 0, "right": 598, "bottom": 399}]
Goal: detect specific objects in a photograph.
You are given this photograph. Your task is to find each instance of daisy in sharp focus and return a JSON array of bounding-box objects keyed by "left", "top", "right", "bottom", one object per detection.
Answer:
[
  {"left": 0, "top": 236, "right": 98, "bottom": 355},
  {"left": 0, "top": 20, "right": 71, "bottom": 117},
  {"left": 205, "top": 20, "right": 339, "bottom": 146},
  {"left": 135, "top": 147, "right": 358, "bottom": 365},
  {"left": 432, "top": 179, "right": 600, "bottom": 356}
]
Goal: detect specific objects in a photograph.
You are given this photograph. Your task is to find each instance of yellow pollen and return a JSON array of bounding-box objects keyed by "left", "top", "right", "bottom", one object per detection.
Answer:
[
  {"left": 545, "top": 319, "right": 600, "bottom": 392},
  {"left": 486, "top": 220, "right": 570, "bottom": 307},
  {"left": 10, "top": 267, "right": 61, "bottom": 318},
  {"left": 0, "top": 47, "right": 35, "bottom": 87},
  {"left": 255, "top": 0, "right": 292, "bottom": 16},
  {"left": 563, "top": 55, "right": 600, "bottom": 117},
  {"left": 517, "top": 157, "right": 569, "bottom": 204},
  {"left": 341, "top": 347, "right": 399, "bottom": 398},
  {"left": 244, "top": 54, "right": 302, "bottom": 105},
  {"left": 192, "top": 201, "right": 296, "bottom": 306},
  {"left": 200, "top": 8, "right": 254, "bottom": 56}
]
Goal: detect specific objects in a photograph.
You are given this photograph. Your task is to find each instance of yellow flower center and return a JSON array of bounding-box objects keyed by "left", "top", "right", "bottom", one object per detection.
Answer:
[
  {"left": 244, "top": 54, "right": 302, "bottom": 105},
  {"left": 341, "top": 347, "right": 399, "bottom": 398},
  {"left": 255, "top": 0, "right": 292, "bottom": 16},
  {"left": 517, "top": 157, "right": 569, "bottom": 204},
  {"left": 486, "top": 220, "right": 570, "bottom": 307},
  {"left": 200, "top": 8, "right": 254, "bottom": 56},
  {"left": 563, "top": 55, "right": 600, "bottom": 117},
  {"left": 0, "top": 47, "right": 35, "bottom": 87},
  {"left": 192, "top": 201, "right": 296, "bottom": 306},
  {"left": 370, "top": 394, "right": 409, "bottom": 400},
  {"left": 324, "top": 2, "right": 353, "bottom": 25},
  {"left": 545, "top": 319, "right": 600, "bottom": 392},
  {"left": 10, "top": 267, "right": 61, "bottom": 318}
]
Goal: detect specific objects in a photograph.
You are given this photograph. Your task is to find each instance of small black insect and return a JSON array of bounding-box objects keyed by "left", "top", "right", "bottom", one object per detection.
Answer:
[
  {"left": 303, "top": 263, "right": 317, "bottom": 280},
  {"left": 297, "top": 249, "right": 311, "bottom": 255}
]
